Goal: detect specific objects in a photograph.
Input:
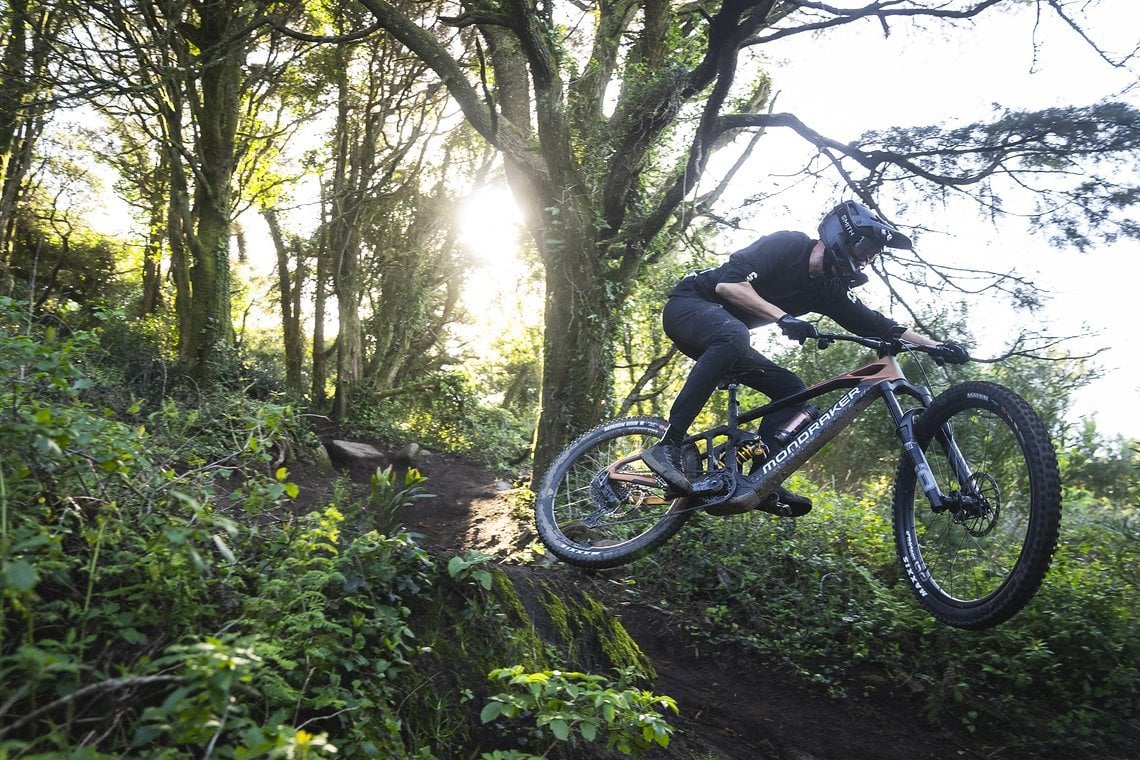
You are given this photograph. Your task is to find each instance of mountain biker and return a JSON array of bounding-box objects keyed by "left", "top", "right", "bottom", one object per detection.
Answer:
[{"left": 641, "top": 200, "right": 969, "bottom": 510}]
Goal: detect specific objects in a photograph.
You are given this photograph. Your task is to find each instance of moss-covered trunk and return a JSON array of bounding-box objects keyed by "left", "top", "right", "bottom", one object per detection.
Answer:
[
  {"left": 176, "top": 1, "right": 244, "bottom": 381},
  {"left": 531, "top": 250, "right": 621, "bottom": 484}
]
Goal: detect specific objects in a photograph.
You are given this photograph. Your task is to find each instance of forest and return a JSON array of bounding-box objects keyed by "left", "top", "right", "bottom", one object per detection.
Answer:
[{"left": 1, "top": 0, "right": 1138, "bottom": 758}]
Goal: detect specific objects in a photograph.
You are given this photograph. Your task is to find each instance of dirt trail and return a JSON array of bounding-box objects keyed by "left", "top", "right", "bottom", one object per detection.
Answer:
[{"left": 310, "top": 444, "right": 992, "bottom": 760}]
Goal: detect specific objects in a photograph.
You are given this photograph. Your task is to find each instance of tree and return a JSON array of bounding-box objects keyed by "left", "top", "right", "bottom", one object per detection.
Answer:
[
  {"left": 296, "top": 0, "right": 485, "bottom": 421},
  {"left": 263, "top": 207, "right": 306, "bottom": 398},
  {"left": 352, "top": 0, "right": 1139, "bottom": 481},
  {"left": 58, "top": 0, "right": 307, "bottom": 380},
  {"left": 0, "top": 0, "right": 71, "bottom": 296}
]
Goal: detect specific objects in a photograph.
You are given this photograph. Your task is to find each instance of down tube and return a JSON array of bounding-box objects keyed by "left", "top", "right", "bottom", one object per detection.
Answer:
[{"left": 745, "top": 382, "right": 884, "bottom": 496}]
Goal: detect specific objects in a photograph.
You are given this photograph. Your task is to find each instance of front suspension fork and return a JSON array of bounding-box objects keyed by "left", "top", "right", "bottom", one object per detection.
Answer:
[{"left": 882, "top": 385, "right": 974, "bottom": 512}]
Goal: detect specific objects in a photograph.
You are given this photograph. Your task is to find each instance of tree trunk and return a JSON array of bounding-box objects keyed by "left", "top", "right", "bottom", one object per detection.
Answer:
[
  {"left": 177, "top": 1, "right": 245, "bottom": 380},
  {"left": 167, "top": 136, "right": 193, "bottom": 355},
  {"left": 329, "top": 48, "right": 364, "bottom": 422},
  {"left": 331, "top": 243, "right": 362, "bottom": 421},
  {"left": 0, "top": 0, "right": 55, "bottom": 295},
  {"left": 137, "top": 147, "right": 169, "bottom": 315},
  {"left": 530, "top": 219, "right": 619, "bottom": 480},
  {"left": 263, "top": 208, "right": 305, "bottom": 399},
  {"left": 311, "top": 206, "right": 330, "bottom": 409}
]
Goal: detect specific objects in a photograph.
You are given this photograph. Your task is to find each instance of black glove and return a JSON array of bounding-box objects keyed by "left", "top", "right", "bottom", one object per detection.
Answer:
[
  {"left": 932, "top": 341, "right": 970, "bottom": 365},
  {"left": 778, "top": 315, "right": 817, "bottom": 344}
]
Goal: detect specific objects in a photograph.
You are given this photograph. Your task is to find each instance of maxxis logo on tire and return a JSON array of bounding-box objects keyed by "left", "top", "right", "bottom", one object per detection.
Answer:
[{"left": 901, "top": 530, "right": 930, "bottom": 598}]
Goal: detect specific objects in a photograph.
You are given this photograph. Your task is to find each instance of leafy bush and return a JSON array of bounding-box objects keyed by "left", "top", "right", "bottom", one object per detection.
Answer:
[
  {"left": 367, "top": 465, "right": 432, "bottom": 535},
  {"left": 348, "top": 371, "right": 533, "bottom": 471},
  {"left": 3, "top": 302, "right": 668, "bottom": 759},
  {"left": 0, "top": 303, "right": 436, "bottom": 756},
  {"left": 480, "top": 666, "right": 677, "bottom": 759}
]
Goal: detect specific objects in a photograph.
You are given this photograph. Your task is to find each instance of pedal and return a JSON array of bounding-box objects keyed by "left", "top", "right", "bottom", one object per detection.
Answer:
[
  {"left": 689, "top": 473, "right": 730, "bottom": 496},
  {"left": 753, "top": 493, "right": 794, "bottom": 517},
  {"left": 755, "top": 487, "right": 812, "bottom": 518}
]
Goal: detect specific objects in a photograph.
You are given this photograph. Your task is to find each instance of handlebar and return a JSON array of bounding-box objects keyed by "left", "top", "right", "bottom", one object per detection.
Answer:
[{"left": 813, "top": 332, "right": 968, "bottom": 365}]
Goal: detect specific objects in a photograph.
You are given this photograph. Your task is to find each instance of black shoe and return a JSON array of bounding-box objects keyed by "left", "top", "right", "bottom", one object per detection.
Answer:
[
  {"left": 774, "top": 484, "right": 812, "bottom": 516},
  {"left": 641, "top": 442, "right": 692, "bottom": 494}
]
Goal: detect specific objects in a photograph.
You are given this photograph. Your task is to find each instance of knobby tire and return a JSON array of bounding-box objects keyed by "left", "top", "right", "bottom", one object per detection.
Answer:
[{"left": 892, "top": 381, "right": 1061, "bottom": 629}]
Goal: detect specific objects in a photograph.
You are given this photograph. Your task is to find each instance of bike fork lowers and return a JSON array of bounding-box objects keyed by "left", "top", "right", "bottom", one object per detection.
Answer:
[{"left": 881, "top": 382, "right": 970, "bottom": 511}]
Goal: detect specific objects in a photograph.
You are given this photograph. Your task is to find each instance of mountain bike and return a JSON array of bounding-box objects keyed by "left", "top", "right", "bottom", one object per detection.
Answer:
[{"left": 534, "top": 333, "right": 1062, "bottom": 630}]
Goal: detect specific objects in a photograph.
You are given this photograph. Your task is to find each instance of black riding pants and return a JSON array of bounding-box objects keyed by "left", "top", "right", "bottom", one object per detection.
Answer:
[{"left": 662, "top": 294, "right": 806, "bottom": 443}]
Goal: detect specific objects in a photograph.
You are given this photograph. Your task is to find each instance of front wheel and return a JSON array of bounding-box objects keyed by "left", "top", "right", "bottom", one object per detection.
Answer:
[
  {"left": 892, "top": 382, "right": 1061, "bottom": 629},
  {"left": 535, "top": 417, "right": 697, "bottom": 568}
]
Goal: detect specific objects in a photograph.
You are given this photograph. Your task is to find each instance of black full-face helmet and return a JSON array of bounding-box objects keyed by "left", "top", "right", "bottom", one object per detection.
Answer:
[{"left": 818, "top": 201, "right": 913, "bottom": 287}]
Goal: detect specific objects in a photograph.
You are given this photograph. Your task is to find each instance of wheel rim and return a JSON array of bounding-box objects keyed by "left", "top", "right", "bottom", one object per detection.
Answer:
[{"left": 910, "top": 406, "right": 1035, "bottom": 605}]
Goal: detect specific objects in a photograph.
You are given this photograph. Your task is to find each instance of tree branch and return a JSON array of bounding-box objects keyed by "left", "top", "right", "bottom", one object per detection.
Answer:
[
  {"left": 743, "top": 0, "right": 1008, "bottom": 47},
  {"left": 0, "top": 675, "right": 184, "bottom": 739},
  {"left": 355, "top": 0, "right": 545, "bottom": 177}
]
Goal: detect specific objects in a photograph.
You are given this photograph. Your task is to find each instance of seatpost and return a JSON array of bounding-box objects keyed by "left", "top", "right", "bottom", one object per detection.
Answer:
[{"left": 725, "top": 383, "right": 740, "bottom": 427}]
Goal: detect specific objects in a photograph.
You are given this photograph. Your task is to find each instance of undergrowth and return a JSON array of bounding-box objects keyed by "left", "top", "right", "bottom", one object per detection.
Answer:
[
  {"left": 0, "top": 301, "right": 675, "bottom": 758},
  {"left": 345, "top": 372, "right": 534, "bottom": 473},
  {"left": 4, "top": 300, "right": 1135, "bottom": 758},
  {"left": 631, "top": 473, "right": 1139, "bottom": 757}
]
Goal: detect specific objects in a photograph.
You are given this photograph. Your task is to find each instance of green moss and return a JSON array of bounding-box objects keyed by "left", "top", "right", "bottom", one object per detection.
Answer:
[
  {"left": 540, "top": 579, "right": 574, "bottom": 644},
  {"left": 537, "top": 580, "right": 655, "bottom": 678},
  {"left": 490, "top": 566, "right": 549, "bottom": 670},
  {"left": 582, "top": 595, "right": 656, "bottom": 679},
  {"left": 399, "top": 563, "right": 659, "bottom": 755}
]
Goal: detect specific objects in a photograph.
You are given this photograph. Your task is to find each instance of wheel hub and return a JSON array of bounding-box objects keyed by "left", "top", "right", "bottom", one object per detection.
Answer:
[{"left": 950, "top": 472, "right": 1000, "bottom": 537}]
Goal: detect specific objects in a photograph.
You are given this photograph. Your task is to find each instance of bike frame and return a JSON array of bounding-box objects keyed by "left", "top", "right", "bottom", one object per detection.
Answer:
[{"left": 608, "top": 336, "right": 972, "bottom": 514}]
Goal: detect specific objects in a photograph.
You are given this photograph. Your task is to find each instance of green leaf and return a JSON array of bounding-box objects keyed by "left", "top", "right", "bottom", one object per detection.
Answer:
[
  {"left": 0, "top": 559, "right": 38, "bottom": 592},
  {"left": 550, "top": 718, "right": 570, "bottom": 741},
  {"left": 474, "top": 569, "right": 492, "bottom": 590},
  {"left": 480, "top": 702, "right": 503, "bottom": 724},
  {"left": 212, "top": 534, "right": 236, "bottom": 563},
  {"left": 121, "top": 627, "right": 148, "bottom": 645}
]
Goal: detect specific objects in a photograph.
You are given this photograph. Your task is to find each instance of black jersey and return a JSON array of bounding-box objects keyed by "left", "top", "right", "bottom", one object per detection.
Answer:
[{"left": 671, "top": 230, "right": 901, "bottom": 337}]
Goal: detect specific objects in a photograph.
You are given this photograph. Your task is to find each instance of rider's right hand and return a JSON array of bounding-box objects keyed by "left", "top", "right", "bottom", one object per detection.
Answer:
[
  {"left": 932, "top": 341, "right": 970, "bottom": 364},
  {"left": 778, "top": 314, "right": 818, "bottom": 344}
]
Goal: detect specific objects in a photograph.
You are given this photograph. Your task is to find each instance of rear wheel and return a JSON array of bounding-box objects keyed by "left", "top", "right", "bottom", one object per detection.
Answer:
[
  {"left": 893, "top": 382, "right": 1061, "bottom": 629},
  {"left": 535, "top": 417, "right": 697, "bottom": 568}
]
